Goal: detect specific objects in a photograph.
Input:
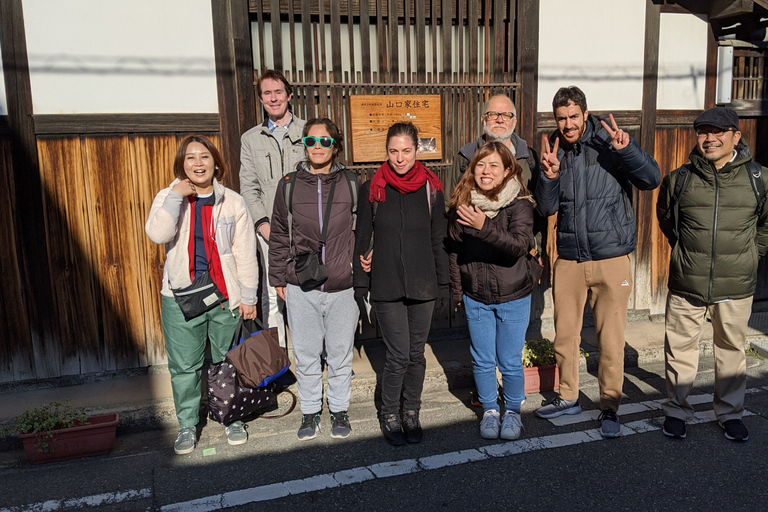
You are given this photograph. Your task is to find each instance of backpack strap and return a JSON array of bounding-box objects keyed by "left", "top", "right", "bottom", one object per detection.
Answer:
[
  {"left": 344, "top": 169, "right": 358, "bottom": 230},
  {"left": 670, "top": 163, "right": 692, "bottom": 239},
  {"left": 282, "top": 171, "right": 298, "bottom": 260},
  {"left": 747, "top": 161, "right": 766, "bottom": 218}
]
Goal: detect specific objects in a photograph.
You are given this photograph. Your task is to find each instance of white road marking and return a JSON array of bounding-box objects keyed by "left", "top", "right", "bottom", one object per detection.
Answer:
[{"left": 0, "top": 488, "right": 151, "bottom": 512}]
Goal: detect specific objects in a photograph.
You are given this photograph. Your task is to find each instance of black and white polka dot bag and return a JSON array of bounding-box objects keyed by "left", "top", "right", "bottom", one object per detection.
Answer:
[{"left": 206, "top": 360, "right": 276, "bottom": 425}]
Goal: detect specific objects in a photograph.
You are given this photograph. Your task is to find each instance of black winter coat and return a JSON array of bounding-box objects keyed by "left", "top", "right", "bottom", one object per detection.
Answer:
[
  {"left": 535, "top": 114, "right": 660, "bottom": 262},
  {"left": 448, "top": 198, "right": 535, "bottom": 304},
  {"left": 353, "top": 180, "right": 449, "bottom": 302}
]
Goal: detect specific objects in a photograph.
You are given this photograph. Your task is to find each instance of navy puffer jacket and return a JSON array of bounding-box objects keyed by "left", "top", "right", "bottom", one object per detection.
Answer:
[{"left": 535, "top": 114, "right": 661, "bottom": 261}]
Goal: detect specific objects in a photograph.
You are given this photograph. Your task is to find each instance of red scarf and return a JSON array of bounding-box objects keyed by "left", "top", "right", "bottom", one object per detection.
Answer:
[{"left": 368, "top": 160, "right": 443, "bottom": 202}]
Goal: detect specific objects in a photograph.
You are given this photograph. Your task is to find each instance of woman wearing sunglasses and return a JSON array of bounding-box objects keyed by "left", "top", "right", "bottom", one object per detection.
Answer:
[
  {"left": 145, "top": 135, "right": 259, "bottom": 455},
  {"left": 448, "top": 141, "right": 535, "bottom": 441},
  {"left": 353, "top": 121, "right": 449, "bottom": 446},
  {"left": 269, "top": 118, "right": 359, "bottom": 441}
]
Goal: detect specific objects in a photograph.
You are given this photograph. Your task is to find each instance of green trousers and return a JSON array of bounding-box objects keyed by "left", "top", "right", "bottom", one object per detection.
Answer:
[{"left": 161, "top": 295, "right": 240, "bottom": 428}]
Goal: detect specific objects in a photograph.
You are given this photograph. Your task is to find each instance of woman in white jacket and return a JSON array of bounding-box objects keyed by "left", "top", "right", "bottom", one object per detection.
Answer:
[{"left": 145, "top": 135, "right": 259, "bottom": 455}]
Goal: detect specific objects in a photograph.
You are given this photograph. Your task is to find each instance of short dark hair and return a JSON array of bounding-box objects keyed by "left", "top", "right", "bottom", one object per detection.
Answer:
[
  {"left": 173, "top": 135, "right": 227, "bottom": 183},
  {"left": 303, "top": 118, "right": 344, "bottom": 162},
  {"left": 256, "top": 70, "right": 292, "bottom": 98},
  {"left": 386, "top": 121, "right": 419, "bottom": 149},
  {"left": 552, "top": 86, "right": 588, "bottom": 114}
]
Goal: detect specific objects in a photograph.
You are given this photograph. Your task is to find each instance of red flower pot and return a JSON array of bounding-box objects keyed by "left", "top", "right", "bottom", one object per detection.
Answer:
[
  {"left": 524, "top": 364, "right": 559, "bottom": 394},
  {"left": 19, "top": 413, "right": 119, "bottom": 464}
]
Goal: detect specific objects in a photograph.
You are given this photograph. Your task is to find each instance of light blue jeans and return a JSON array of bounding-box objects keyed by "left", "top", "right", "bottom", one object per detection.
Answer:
[{"left": 464, "top": 294, "right": 531, "bottom": 413}]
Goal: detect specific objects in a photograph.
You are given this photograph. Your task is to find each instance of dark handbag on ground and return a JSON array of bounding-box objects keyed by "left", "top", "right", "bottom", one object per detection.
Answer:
[
  {"left": 206, "top": 360, "right": 277, "bottom": 424},
  {"left": 289, "top": 177, "right": 337, "bottom": 291},
  {"left": 226, "top": 318, "right": 291, "bottom": 388},
  {"left": 171, "top": 270, "right": 226, "bottom": 321}
]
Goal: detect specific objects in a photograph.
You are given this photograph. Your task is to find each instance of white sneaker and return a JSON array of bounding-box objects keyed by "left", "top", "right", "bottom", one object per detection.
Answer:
[
  {"left": 480, "top": 409, "right": 501, "bottom": 439},
  {"left": 500, "top": 411, "right": 522, "bottom": 440}
]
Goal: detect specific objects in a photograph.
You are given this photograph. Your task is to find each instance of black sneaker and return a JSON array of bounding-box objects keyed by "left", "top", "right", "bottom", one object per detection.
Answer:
[
  {"left": 662, "top": 416, "right": 687, "bottom": 439},
  {"left": 330, "top": 411, "right": 351, "bottom": 439},
  {"left": 382, "top": 413, "right": 406, "bottom": 446},
  {"left": 720, "top": 419, "right": 749, "bottom": 441},
  {"left": 402, "top": 410, "right": 423, "bottom": 444},
  {"left": 297, "top": 412, "right": 321, "bottom": 441}
]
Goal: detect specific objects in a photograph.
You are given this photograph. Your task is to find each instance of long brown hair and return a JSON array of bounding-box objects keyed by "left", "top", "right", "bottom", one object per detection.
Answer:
[
  {"left": 449, "top": 141, "right": 528, "bottom": 208},
  {"left": 173, "top": 135, "right": 227, "bottom": 184}
]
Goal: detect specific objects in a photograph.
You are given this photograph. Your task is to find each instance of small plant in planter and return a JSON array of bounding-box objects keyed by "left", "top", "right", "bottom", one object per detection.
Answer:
[
  {"left": 3, "top": 401, "right": 119, "bottom": 464},
  {"left": 522, "top": 339, "right": 588, "bottom": 393},
  {"left": 5, "top": 401, "right": 89, "bottom": 453}
]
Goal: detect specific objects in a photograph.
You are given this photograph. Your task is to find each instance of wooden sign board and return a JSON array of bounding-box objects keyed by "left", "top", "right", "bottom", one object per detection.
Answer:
[{"left": 349, "top": 95, "right": 442, "bottom": 163}]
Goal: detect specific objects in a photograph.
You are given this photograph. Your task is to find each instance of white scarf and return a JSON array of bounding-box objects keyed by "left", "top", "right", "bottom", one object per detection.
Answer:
[{"left": 470, "top": 179, "right": 532, "bottom": 219}]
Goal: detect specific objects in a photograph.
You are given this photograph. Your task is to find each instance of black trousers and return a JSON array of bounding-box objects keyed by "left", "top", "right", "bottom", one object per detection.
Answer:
[{"left": 374, "top": 298, "right": 435, "bottom": 416}]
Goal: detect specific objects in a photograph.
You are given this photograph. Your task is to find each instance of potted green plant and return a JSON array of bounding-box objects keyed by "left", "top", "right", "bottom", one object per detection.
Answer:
[
  {"left": 4, "top": 401, "right": 119, "bottom": 464},
  {"left": 523, "top": 339, "right": 588, "bottom": 394}
]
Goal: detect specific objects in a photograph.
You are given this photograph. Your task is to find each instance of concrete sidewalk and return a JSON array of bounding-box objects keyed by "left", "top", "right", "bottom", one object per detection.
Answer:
[{"left": 2, "top": 312, "right": 767, "bottom": 449}]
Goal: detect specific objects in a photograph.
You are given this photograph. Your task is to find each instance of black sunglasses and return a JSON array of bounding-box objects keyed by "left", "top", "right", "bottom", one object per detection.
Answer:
[{"left": 303, "top": 136, "right": 335, "bottom": 148}]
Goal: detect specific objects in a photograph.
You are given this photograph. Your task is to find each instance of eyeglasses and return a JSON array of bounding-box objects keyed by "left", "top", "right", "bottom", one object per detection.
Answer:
[
  {"left": 695, "top": 127, "right": 734, "bottom": 137},
  {"left": 483, "top": 111, "right": 515, "bottom": 121},
  {"left": 302, "top": 136, "right": 335, "bottom": 148}
]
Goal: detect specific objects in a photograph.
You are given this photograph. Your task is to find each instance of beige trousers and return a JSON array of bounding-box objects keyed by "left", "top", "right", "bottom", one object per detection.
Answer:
[
  {"left": 552, "top": 255, "right": 632, "bottom": 411},
  {"left": 662, "top": 292, "right": 752, "bottom": 422}
]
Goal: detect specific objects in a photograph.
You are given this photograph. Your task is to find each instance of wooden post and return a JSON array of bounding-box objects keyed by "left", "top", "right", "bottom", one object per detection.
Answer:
[{"left": 517, "top": 0, "right": 539, "bottom": 148}]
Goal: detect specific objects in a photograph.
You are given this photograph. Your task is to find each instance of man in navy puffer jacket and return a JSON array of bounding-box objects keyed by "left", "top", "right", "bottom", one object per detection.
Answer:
[{"left": 533, "top": 86, "right": 660, "bottom": 437}]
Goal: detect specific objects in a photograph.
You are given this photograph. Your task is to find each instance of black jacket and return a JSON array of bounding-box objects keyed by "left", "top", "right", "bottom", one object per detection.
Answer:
[
  {"left": 535, "top": 114, "right": 661, "bottom": 262},
  {"left": 354, "top": 180, "right": 449, "bottom": 302},
  {"left": 448, "top": 198, "right": 535, "bottom": 304}
]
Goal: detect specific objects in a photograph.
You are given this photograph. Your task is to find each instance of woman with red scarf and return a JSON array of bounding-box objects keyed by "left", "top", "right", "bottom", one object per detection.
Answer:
[{"left": 354, "top": 122, "right": 449, "bottom": 446}]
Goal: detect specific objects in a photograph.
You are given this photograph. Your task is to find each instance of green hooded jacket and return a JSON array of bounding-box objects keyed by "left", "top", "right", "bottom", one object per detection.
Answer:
[{"left": 657, "top": 142, "right": 768, "bottom": 303}]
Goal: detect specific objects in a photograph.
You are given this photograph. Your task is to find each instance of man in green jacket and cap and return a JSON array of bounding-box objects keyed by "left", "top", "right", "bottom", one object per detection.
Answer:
[{"left": 657, "top": 106, "right": 768, "bottom": 442}]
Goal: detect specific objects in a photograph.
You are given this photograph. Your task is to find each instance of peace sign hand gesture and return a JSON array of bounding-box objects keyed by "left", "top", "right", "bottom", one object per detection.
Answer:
[
  {"left": 540, "top": 134, "right": 561, "bottom": 179},
  {"left": 600, "top": 113, "right": 630, "bottom": 150}
]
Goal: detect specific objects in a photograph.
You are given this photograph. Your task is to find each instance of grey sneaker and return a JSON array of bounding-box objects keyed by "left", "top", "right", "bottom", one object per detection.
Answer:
[
  {"left": 330, "top": 411, "right": 351, "bottom": 439},
  {"left": 173, "top": 426, "right": 196, "bottom": 455},
  {"left": 536, "top": 395, "right": 582, "bottom": 419},
  {"left": 298, "top": 412, "right": 321, "bottom": 441},
  {"left": 225, "top": 420, "right": 248, "bottom": 446},
  {"left": 500, "top": 411, "right": 523, "bottom": 440},
  {"left": 598, "top": 409, "right": 621, "bottom": 438},
  {"left": 480, "top": 409, "right": 501, "bottom": 439}
]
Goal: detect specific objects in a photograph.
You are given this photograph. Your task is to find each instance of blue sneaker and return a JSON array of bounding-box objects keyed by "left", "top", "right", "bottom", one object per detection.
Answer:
[
  {"left": 535, "top": 395, "right": 582, "bottom": 419},
  {"left": 298, "top": 412, "right": 321, "bottom": 441}
]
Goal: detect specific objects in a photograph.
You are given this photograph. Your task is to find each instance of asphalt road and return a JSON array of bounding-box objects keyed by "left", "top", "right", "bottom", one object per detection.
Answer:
[{"left": 2, "top": 355, "right": 767, "bottom": 512}]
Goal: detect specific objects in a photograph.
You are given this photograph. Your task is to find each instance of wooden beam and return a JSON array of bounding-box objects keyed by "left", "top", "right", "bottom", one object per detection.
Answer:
[
  {"left": 704, "top": 17, "right": 718, "bottom": 108},
  {"left": 709, "top": 0, "right": 754, "bottom": 19},
  {"left": 641, "top": 0, "right": 661, "bottom": 157},
  {"left": 0, "top": 0, "right": 55, "bottom": 378},
  {"left": 517, "top": 0, "right": 539, "bottom": 148},
  {"left": 212, "top": 0, "right": 256, "bottom": 192},
  {"left": 33, "top": 114, "right": 221, "bottom": 135}
]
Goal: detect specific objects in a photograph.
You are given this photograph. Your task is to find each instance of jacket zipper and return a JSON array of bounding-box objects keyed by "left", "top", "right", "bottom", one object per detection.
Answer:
[
  {"left": 707, "top": 169, "right": 719, "bottom": 302},
  {"left": 570, "top": 151, "right": 582, "bottom": 259}
]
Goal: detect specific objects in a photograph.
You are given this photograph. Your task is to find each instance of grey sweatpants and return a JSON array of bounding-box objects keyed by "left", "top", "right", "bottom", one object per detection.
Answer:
[{"left": 285, "top": 284, "right": 358, "bottom": 414}]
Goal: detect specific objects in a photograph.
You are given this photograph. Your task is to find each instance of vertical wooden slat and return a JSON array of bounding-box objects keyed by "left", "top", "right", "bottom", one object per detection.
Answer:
[
  {"left": 255, "top": 0, "right": 267, "bottom": 72},
  {"left": 378, "top": 1, "right": 388, "bottom": 81},
  {"left": 404, "top": 0, "right": 413, "bottom": 80},
  {"left": 287, "top": 0, "right": 297, "bottom": 79},
  {"left": 415, "top": 0, "right": 426, "bottom": 82},
  {"left": 319, "top": 0, "right": 328, "bottom": 82},
  {"left": 430, "top": 0, "right": 437, "bottom": 80},
  {"left": 360, "top": 0, "right": 372, "bottom": 82},
  {"left": 442, "top": 0, "right": 452, "bottom": 81},
  {"left": 506, "top": 0, "right": 516, "bottom": 83},
  {"left": 301, "top": 0, "right": 314, "bottom": 82},
  {"left": 457, "top": 0, "right": 465, "bottom": 82},
  {"left": 517, "top": 0, "right": 539, "bottom": 149},
  {"left": 388, "top": 0, "right": 399, "bottom": 81},
  {"left": 468, "top": 0, "right": 478, "bottom": 81},
  {"left": 704, "top": 20, "right": 717, "bottom": 108},
  {"left": 331, "top": 0, "right": 343, "bottom": 82},
  {"left": 492, "top": 0, "right": 504, "bottom": 82},
  {"left": 37, "top": 137, "right": 100, "bottom": 375},
  {"left": 83, "top": 136, "right": 144, "bottom": 370},
  {"left": 270, "top": 0, "right": 283, "bottom": 72},
  {"left": 347, "top": 0, "right": 356, "bottom": 79}
]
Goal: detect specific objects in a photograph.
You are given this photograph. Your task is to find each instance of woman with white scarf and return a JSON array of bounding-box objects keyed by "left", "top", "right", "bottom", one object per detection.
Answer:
[{"left": 448, "top": 141, "right": 536, "bottom": 441}]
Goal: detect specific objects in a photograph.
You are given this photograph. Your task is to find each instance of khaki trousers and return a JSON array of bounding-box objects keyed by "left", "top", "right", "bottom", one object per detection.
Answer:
[
  {"left": 552, "top": 255, "right": 632, "bottom": 411},
  {"left": 662, "top": 292, "right": 752, "bottom": 422}
]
